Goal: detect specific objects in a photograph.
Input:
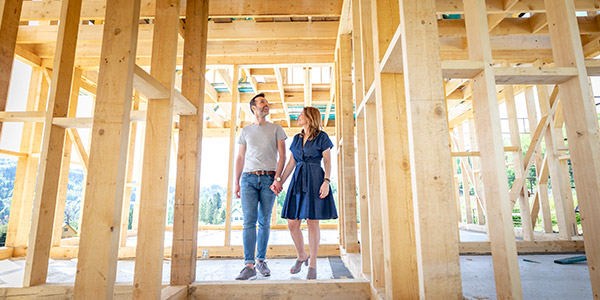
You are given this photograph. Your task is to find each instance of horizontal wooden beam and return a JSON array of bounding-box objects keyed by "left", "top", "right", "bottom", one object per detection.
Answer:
[
  {"left": 0, "top": 281, "right": 370, "bottom": 299},
  {"left": 7, "top": 239, "right": 584, "bottom": 259},
  {"left": 494, "top": 66, "right": 577, "bottom": 84},
  {"left": 34, "top": 39, "right": 336, "bottom": 59},
  {"left": 71, "top": 55, "right": 335, "bottom": 69},
  {"left": 459, "top": 240, "right": 585, "bottom": 255},
  {"left": 12, "top": 244, "right": 342, "bottom": 259},
  {"left": 0, "top": 149, "right": 28, "bottom": 158},
  {"left": 0, "top": 111, "right": 45, "bottom": 122},
  {"left": 451, "top": 146, "right": 519, "bottom": 156},
  {"left": 133, "top": 65, "right": 196, "bottom": 115},
  {"left": 160, "top": 286, "right": 187, "bottom": 300},
  {"left": 17, "top": 22, "right": 339, "bottom": 44},
  {"left": 19, "top": 0, "right": 344, "bottom": 20}
]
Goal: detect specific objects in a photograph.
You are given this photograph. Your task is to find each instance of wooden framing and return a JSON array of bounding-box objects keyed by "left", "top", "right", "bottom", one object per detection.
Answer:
[
  {"left": 224, "top": 66, "right": 240, "bottom": 246},
  {"left": 503, "top": 70, "right": 534, "bottom": 241},
  {"left": 544, "top": 0, "right": 600, "bottom": 295},
  {"left": 0, "top": 0, "right": 24, "bottom": 137},
  {"left": 73, "top": 0, "right": 141, "bottom": 297},
  {"left": 171, "top": 0, "right": 209, "bottom": 285},
  {"left": 338, "top": 33, "right": 359, "bottom": 254},
  {"left": 133, "top": 0, "right": 180, "bottom": 297},
  {"left": 51, "top": 68, "right": 82, "bottom": 247},
  {"left": 399, "top": 0, "right": 461, "bottom": 297},
  {"left": 2, "top": 0, "right": 599, "bottom": 299},
  {"left": 23, "top": 0, "right": 83, "bottom": 287},
  {"left": 463, "top": 0, "right": 522, "bottom": 298},
  {"left": 468, "top": 118, "right": 486, "bottom": 226},
  {"left": 370, "top": 0, "right": 418, "bottom": 298}
]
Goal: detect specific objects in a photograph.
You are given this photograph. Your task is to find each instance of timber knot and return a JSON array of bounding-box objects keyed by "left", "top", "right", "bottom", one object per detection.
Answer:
[{"left": 114, "top": 28, "right": 121, "bottom": 35}]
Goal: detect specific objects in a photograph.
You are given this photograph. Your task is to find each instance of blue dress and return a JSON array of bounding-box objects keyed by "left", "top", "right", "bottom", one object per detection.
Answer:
[{"left": 281, "top": 131, "right": 338, "bottom": 220}]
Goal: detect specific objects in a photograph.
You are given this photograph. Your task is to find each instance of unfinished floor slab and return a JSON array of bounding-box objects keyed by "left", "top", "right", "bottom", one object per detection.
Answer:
[{"left": 0, "top": 253, "right": 592, "bottom": 299}]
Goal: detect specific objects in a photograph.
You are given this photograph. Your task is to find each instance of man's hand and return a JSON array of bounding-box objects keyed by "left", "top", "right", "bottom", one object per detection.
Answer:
[
  {"left": 234, "top": 183, "right": 241, "bottom": 198},
  {"left": 270, "top": 180, "right": 283, "bottom": 195}
]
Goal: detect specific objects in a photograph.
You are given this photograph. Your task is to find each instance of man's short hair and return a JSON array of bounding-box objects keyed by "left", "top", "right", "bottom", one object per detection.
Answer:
[{"left": 250, "top": 93, "right": 265, "bottom": 114}]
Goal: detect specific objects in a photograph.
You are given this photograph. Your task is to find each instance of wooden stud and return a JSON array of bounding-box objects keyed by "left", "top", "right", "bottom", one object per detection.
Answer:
[
  {"left": 133, "top": 0, "right": 180, "bottom": 297},
  {"left": 171, "top": 0, "right": 209, "bottom": 285},
  {"left": 503, "top": 71, "right": 534, "bottom": 241},
  {"left": 5, "top": 67, "right": 43, "bottom": 248},
  {"left": 0, "top": 0, "right": 24, "bottom": 137},
  {"left": 355, "top": 110, "right": 371, "bottom": 275},
  {"left": 23, "top": 0, "right": 83, "bottom": 287},
  {"left": 224, "top": 66, "right": 240, "bottom": 246},
  {"left": 119, "top": 92, "right": 140, "bottom": 248},
  {"left": 52, "top": 68, "right": 82, "bottom": 247},
  {"left": 339, "top": 33, "right": 359, "bottom": 253},
  {"left": 535, "top": 77, "right": 577, "bottom": 239},
  {"left": 304, "top": 67, "right": 312, "bottom": 106},
  {"left": 463, "top": 0, "right": 523, "bottom": 298},
  {"left": 73, "top": 0, "right": 141, "bottom": 297},
  {"left": 545, "top": 1, "right": 600, "bottom": 294},
  {"left": 523, "top": 87, "right": 553, "bottom": 233},
  {"left": 370, "top": 0, "right": 418, "bottom": 298},
  {"left": 364, "top": 102, "right": 384, "bottom": 290},
  {"left": 359, "top": 0, "right": 374, "bottom": 96},
  {"left": 399, "top": 0, "right": 462, "bottom": 297},
  {"left": 457, "top": 125, "right": 472, "bottom": 224},
  {"left": 468, "top": 118, "right": 486, "bottom": 226}
]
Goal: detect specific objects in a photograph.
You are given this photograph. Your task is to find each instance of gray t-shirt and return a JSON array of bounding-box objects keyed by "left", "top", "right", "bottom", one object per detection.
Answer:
[{"left": 238, "top": 122, "right": 287, "bottom": 172}]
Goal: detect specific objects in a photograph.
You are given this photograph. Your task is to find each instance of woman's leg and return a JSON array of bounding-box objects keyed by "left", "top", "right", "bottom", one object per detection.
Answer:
[
  {"left": 287, "top": 219, "right": 308, "bottom": 260},
  {"left": 307, "top": 219, "right": 320, "bottom": 268}
]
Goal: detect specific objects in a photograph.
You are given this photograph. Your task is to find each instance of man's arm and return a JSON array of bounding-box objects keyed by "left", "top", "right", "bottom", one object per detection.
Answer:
[
  {"left": 272, "top": 139, "right": 286, "bottom": 193},
  {"left": 234, "top": 144, "right": 246, "bottom": 198}
]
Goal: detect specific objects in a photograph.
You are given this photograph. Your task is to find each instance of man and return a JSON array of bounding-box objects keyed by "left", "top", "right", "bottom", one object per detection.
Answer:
[{"left": 234, "top": 93, "right": 287, "bottom": 280}]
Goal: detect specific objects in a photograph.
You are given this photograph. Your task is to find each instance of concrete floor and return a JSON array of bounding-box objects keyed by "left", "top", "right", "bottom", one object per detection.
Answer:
[{"left": 0, "top": 230, "right": 592, "bottom": 299}]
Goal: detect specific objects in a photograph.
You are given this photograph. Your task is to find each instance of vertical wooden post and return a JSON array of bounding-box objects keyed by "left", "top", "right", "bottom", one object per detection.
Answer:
[
  {"left": 364, "top": 103, "right": 384, "bottom": 290},
  {"left": 524, "top": 88, "right": 553, "bottom": 233},
  {"left": 399, "top": 0, "right": 462, "bottom": 297},
  {"left": 171, "top": 0, "right": 209, "bottom": 285},
  {"left": 5, "top": 67, "right": 43, "bottom": 247},
  {"left": 339, "top": 33, "right": 359, "bottom": 253},
  {"left": 24, "top": 0, "right": 83, "bottom": 287},
  {"left": 334, "top": 55, "right": 345, "bottom": 249},
  {"left": 468, "top": 118, "right": 486, "bottom": 226},
  {"left": 463, "top": 0, "right": 522, "bottom": 298},
  {"left": 504, "top": 75, "right": 534, "bottom": 241},
  {"left": 119, "top": 92, "right": 140, "bottom": 247},
  {"left": 359, "top": 0, "right": 373, "bottom": 95},
  {"left": 450, "top": 137, "right": 462, "bottom": 224},
  {"left": 370, "top": 0, "right": 418, "bottom": 298},
  {"left": 73, "top": 0, "right": 141, "bottom": 297},
  {"left": 535, "top": 79, "right": 577, "bottom": 239},
  {"left": 545, "top": 0, "right": 600, "bottom": 295},
  {"left": 0, "top": 0, "right": 24, "bottom": 136},
  {"left": 133, "top": 0, "right": 180, "bottom": 297},
  {"left": 224, "top": 66, "right": 240, "bottom": 246},
  {"left": 304, "top": 67, "right": 312, "bottom": 107},
  {"left": 356, "top": 110, "right": 371, "bottom": 274},
  {"left": 457, "top": 126, "right": 472, "bottom": 223},
  {"left": 52, "top": 68, "right": 82, "bottom": 247}
]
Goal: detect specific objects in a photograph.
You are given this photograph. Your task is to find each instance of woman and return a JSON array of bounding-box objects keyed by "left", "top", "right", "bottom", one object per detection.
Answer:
[{"left": 278, "top": 106, "right": 338, "bottom": 280}]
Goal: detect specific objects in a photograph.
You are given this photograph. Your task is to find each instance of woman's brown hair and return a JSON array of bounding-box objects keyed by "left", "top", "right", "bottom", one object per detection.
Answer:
[{"left": 300, "top": 106, "right": 322, "bottom": 141}]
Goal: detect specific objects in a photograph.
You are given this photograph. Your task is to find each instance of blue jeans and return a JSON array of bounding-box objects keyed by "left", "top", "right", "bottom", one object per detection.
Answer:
[{"left": 240, "top": 173, "right": 276, "bottom": 264}]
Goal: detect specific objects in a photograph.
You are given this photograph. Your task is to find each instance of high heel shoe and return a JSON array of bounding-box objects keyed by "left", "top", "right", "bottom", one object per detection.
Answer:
[
  {"left": 290, "top": 256, "right": 309, "bottom": 274},
  {"left": 306, "top": 267, "right": 317, "bottom": 280}
]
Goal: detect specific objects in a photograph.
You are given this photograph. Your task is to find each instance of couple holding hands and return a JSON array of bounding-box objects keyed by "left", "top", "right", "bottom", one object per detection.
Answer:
[{"left": 233, "top": 93, "right": 337, "bottom": 280}]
